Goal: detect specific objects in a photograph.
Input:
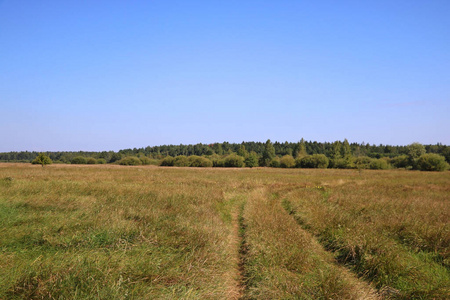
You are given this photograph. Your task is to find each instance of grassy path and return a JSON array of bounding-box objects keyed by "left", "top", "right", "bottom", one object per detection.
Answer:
[
  {"left": 239, "top": 187, "right": 378, "bottom": 299},
  {"left": 223, "top": 195, "right": 245, "bottom": 299}
]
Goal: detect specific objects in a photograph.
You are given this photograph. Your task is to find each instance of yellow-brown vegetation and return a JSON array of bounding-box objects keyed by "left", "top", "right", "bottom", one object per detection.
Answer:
[{"left": 0, "top": 164, "right": 448, "bottom": 299}]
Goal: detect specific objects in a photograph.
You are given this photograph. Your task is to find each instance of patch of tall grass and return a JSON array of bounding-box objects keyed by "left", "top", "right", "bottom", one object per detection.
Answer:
[
  {"left": 0, "top": 164, "right": 240, "bottom": 298},
  {"left": 283, "top": 170, "right": 450, "bottom": 299},
  {"left": 241, "top": 188, "right": 377, "bottom": 299}
]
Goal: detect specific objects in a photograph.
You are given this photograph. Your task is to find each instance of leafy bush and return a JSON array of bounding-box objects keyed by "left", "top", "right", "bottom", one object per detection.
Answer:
[
  {"left": 390, "top": 155, "right": 409, "bottom": 168},
  {"left": 224, "top": 154, "right": 245, "bottom": 168},
  {"left": 212, "top": 158, "right": 225, "bottom": 167},
  {"left": 269, "top": 158, "right": 281, "bottom": 168},
  {"left": 139, "top": 157, "right": 154, "bottom": 165},
  {"left": 86, "top": 157, "right": 97, "bottom": 164},
  {"left": 353, "top": 156, "right": 373, "bottom": 169},
  {"left": 160, "top": 156, "right": 175, "bottom": 166},
  {"left": 188, "top": 156, "right": 213, "bottom": 167},
  {"left": 146, "top": 158, "right": 161, "bottom": 166},
  {"left": 416, "top": 154, "right": 449, "bottom": 171},
  {"left": 330, "top": 158, "right": 353, "bottom": 169},
  {"left": 173, "top": 155, "right": 189, "bottom": 167},
  {"left": 109, "top": 153, "right": 122, "bottom": 163},
  {"left": 118, "top": 156, "right": 142, "bottom": 166},
  {"left": 280, "top": 155, "right": 295, "bottom": 168},
  {"left": 71, "top": 156, "right": 87, "bottom": 164},
  {"left": 369, "top": 158, "right": 390, "bottom": 170},
  {"left": 97, "top": 158, "right": 107, "bottom": 164},
  {"left": 298, "top": 154, "right": 329, "bottom": 169}
]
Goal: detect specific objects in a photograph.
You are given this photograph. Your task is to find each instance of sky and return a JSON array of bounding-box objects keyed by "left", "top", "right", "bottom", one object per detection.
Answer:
[{"left": 1, "top": 0, "right": 449, "bottom": 152}]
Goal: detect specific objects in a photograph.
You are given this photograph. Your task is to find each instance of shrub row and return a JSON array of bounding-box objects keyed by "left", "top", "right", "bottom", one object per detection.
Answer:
[
  {"left": 160, "top": 153, "right": 450, "bottom": 171},
  {"left": 59, "top": 153, "right": 449, "bottom": 171},
  {"left": 161, "top": 155, "right": 213, "bottom": 167},
  {"left": 70, "top": 156, "right": 158, "bottom": 166},
  {"left": 117, "top": 156, "right": 160, "bottom": 166},
  {"left": 71, "top": 156, "right": 106, "bottom": 164},
  {"left": 264, "top": 154, "right": 447, "bottom": 171}
]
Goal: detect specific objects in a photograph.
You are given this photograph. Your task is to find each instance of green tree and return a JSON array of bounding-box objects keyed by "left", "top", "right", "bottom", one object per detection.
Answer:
[
  {"left": 295, "top": 138, "right": 308, "bottom": 159},
  {"left": 237, "top": 145, "right": 248, "bottom": 157},
  {"left": 353, "top": 145, "right": 363, "bottom": 157},
  {"left": 215, "top": 144, "right": 224, "bottom": 155},
  {"left": 342, "top": 139, "right": 352, "bottom": 160},
  {"left": 98, "top": 151, "right": 111, "bottom": 161},
  {"left": 440, "top": 146, "right": 450, "bottom": 164},
  {"left": 406, "top": 142, "right": 426, "bottom": 168},
  {"left": 205, "top": 147, "right": 214, "bottom": 156},
  {"left": 337, "top": 138, "right": 353, "bottom": 168},
  {"left": 109, "top": 153, "right": 122, "bottom": 163},
  {"left": 32, "top": 153, "right": 52, "bottom": 167},
  {"left": 329, "top": 141, "right": 342, "bottom": 168},
  {"left": 261, "top": 139, "right": 276, "bottom": 166},
  {"left": 330, "top": 141, "right": 342, "bottom": 160},
  {"left": 244, "top": 152, "right": 259, "bottom": 168},
  {"left": 406, "top": 142, "right": 426, "bottom": 160}
]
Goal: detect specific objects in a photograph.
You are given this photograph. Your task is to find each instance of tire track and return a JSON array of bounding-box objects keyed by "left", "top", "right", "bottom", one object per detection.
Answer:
[
  {"left": 237, "top": 201, "right": 250, "bottom": 299},
  {"left": 281, "top": 197, "right": 381, "bottom": 299},
  {"left": 225, "top": 199, "right": 248, "bottom": 299}
]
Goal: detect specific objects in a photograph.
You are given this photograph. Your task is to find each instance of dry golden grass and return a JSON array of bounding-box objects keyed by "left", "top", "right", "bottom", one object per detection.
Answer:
[
  {"left": 241, "top": 187, "right": 378, "bottom": 299},
  {"left": 0, "top": 163, "right": 449, "bottom": 299},
  {"left": 282, "top": 169, "right": 450, "bottom": 299}
]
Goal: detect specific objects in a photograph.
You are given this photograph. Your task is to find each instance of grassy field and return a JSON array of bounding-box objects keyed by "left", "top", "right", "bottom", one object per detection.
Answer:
[{"left": 0, "top": 163, "right": 449, "bottom": 299}]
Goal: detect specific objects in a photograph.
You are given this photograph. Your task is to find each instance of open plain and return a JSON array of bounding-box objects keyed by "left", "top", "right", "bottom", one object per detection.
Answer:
[{"left": 0, "top": 163, "right": 449, "bottom": 299}]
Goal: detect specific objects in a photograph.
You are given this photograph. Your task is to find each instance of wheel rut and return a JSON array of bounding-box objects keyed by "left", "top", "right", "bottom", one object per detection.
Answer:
[{"left": 226, "top": 200, "right": 248, "bottom": 299}]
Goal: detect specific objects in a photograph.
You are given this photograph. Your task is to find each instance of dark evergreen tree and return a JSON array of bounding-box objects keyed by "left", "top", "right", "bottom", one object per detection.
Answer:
[
  {"left": 244, "top": 151, "right": 259, "bottom": 168},
  {"left": 237, "top": 145, "right": 248, "bottom": 157},
  {"left": 295, "top": 138, "right": 307, "bottom": 158},
  {"left": 261, "top": 139, "right": 276, "bottom": 166}
]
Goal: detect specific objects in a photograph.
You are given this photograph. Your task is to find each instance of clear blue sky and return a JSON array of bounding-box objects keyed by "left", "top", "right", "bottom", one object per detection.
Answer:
[{"left": 1, "top": 0, "right": 449, "bottom": 151}]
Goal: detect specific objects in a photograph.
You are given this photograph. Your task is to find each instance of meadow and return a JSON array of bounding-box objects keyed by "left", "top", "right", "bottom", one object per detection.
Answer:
[{"left": 0, "top": 163, "right": 449, "bottom": 299}]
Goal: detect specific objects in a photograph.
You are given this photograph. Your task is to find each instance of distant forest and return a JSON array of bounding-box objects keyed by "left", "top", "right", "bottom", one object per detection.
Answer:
[{"left": 1, "top": 139, "right": 449, "bottom": 171}]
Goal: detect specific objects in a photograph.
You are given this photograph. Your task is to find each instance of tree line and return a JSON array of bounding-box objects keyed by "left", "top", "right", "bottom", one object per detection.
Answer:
[{"left": 1, "top": 139, "right": 449, "bottom": 171}]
